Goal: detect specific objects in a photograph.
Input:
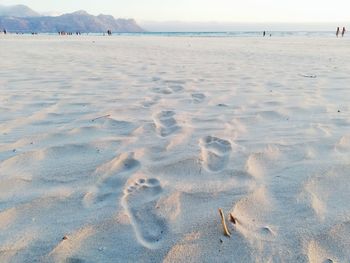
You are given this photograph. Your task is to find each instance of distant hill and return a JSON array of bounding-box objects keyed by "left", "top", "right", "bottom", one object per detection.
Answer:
[
  {"left": 0, "top": 4, "right": 40, "bottom": 17},
  {"left": 0, "top": 5, "right": 144, "bottom": 33}
]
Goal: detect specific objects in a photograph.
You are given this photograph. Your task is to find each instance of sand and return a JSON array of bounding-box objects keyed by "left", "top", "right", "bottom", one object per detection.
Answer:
[{"left": 0, "top": 35, "right": 350, "bottom": 262}]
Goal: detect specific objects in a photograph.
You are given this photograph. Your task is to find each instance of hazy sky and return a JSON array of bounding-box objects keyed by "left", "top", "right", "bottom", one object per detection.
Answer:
[{"left": 1, "top": 0, "right": 350, "bottom": 22}]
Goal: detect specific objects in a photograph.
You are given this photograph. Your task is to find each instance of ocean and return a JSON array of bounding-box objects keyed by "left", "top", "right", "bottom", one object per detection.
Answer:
[
  {"left": 109, "top": 31, "right": 344, "bottom": 38},
  {"left": 9, "top": 31, "right": 347, "bottom": 38}
]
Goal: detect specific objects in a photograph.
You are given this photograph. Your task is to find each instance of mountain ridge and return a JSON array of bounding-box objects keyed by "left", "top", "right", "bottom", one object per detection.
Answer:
[
  {"left": 0, "top": 5, "right": 144, "bottom": 33},
  {"left": 0, "top": 4, "right": 40, "bottom": 17}
]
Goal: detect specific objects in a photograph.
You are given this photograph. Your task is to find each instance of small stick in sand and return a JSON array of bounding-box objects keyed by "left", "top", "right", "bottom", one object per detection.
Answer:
[
  {"left": 229, "top": 213, "right": 237, "bottom": 225},
  {"left": 219, "top": 208, "right": 231, "bottom": 237},
  {"left": 91, "top": 114, "right": 111, "bottom": 122}
]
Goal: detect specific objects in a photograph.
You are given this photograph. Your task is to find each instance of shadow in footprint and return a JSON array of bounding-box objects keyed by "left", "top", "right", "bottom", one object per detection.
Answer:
[
  {"left": 199, "top": 136, "right": 232, "bottom": 172},
  {"left": 153, "top": 87, "right": 172, "bottom": 95},
  {"left": 153, "top": 111, "right": 180, "bottom": 137},
  {"left": 141, "top": 96, "right": 160, "bottom": 108},
  {"left": 169, "top": 85, "right": 184, "bottom": 93},
  {"left": 191, "top": 93, "right": 206, "bottom": 104},
  {"left": 122, "top": 178, "right": 167, "bottom": 249},
  {"left": 83, "top": 153, "right": 140, "bottom": 207}
]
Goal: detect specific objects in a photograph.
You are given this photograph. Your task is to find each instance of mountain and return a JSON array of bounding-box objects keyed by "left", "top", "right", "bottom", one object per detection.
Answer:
[
  {"left": 0, "top": 4, "right": 40, "bottom": 17},
  {"left": 0, "top": 5, "right": 144, "bottom": 33}
]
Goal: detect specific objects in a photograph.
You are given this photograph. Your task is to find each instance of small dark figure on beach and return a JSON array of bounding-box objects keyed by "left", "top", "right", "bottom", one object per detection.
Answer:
[
  {"left": 342, "top": 27, "right": 346, "bottom": 37},
  {"left": 263, "top": 31, "right": 266, "bottom": 37},
  {"left": 336, "top": 27, "right": 340, "bottom": 37},
  {"left": 3, "top": 29, "right": 6, "bottom": 34},
  {"left": 107, "top": 30, "right": 112, "bottom": 36}
]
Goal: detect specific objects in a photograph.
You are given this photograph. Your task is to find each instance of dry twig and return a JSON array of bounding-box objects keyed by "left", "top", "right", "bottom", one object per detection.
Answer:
[
  {"left": 219, "top": 208, "right": 231, "bottom": 237},
  {"left": 91, "top": 114, "right": 111, "bottom": 122},
  {"left": 229, "top": 213, "right": 237, "bottom": 225}
]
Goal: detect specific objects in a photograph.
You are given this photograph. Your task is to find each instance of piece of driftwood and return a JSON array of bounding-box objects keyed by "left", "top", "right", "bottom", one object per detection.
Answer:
[{"left": 219, "top": 208, "right": 231, "bottom": 237}]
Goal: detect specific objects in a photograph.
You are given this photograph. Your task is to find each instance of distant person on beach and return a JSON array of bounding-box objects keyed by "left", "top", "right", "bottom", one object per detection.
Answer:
[
  {"left": 263, "top": 31, "right": 266, "bottom": 37},
  {"left": 336, "top": 27, "right": 340, "bottom": 37},
  {"left": 3, "top": 29, "right": 6, "bottom": 34},
  {"left": 342, "top": 27, "right": 346, "bottom": 37}
]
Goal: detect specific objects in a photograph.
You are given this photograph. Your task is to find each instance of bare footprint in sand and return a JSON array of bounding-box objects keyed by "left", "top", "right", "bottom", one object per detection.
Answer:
[
  {"left": 191, "top": 93, "right": 206, "bottom": 104},
  {"left": 168, "top": 84, "right": 184, "bottom": 93},
  {"left": 152, "top": 87, "right": 173, "bottom": 95},
  {"left": 200, "top": 136, "right": 232, "bottom": 172},
  {"left": 152, "top": 84, "right": 184, "bottom": 95},
  {"left": 122, "top": 178, "right": 167, "bottom": 248},
  {"left": 83, "top": 153, "right": 140, "bottom": 207},
  {"left": 141, "top": 96, "right": 160, "bottom": 108},
  {"left": 153, "top": 111, "right": 180, "bottom": 137}
]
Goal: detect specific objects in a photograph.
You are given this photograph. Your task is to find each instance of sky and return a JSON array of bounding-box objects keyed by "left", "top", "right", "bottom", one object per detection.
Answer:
[{"left": 1, "top": 0, "right": 350, "bottom": 23}]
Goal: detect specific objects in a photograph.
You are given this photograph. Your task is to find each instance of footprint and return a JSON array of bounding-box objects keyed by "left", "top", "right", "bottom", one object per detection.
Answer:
[
  {"left": 151, "top": 85, "right": 184, "bottom": 95},
  {"left": 83, "top": 153, "right": 140, "bottom": 207},
  {"left": 122, "top": 178, "right": 167, "bottom": 249},
  {"left": 169, "top": 85, "right": 184, "bottom": 93},
  {"left": 152, "top": 87, "right": 173, "bottom": 95},
  {"left": 191, "top": 93, "right": 206, "bottom": 104},
  {"left": 199, "top": 136, "right": 232, "bottom": 172},
  {"left": 141, "top": 96, "right": 160, "bottom": 108},
  {"left": 153, "top": 111, "right": 180, "bottom": 137}
]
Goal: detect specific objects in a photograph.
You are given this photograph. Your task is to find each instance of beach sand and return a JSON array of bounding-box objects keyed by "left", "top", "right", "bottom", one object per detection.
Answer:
[{"left": 0, "top": 35, "right": 350, "bottom": 262}]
